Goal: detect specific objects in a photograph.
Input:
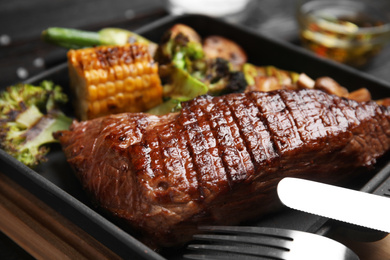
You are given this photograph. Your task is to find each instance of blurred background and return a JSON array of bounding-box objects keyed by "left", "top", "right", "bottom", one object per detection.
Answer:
[
  {"left": 2, "top": 0, "right": 390, "bottom": 89},
  {"left": 1, "top": 0, "right": 390, "bottom": 259}
]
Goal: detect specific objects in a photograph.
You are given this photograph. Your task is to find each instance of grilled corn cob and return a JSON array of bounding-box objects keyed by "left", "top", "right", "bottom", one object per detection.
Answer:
[{"left": 67, "top": 43, "right": 163, "bottom": 120}]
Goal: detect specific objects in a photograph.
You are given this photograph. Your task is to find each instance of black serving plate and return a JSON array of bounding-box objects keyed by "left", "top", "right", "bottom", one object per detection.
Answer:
[{"left": 1, "top": 14, "right": 390, "bottom": 259}]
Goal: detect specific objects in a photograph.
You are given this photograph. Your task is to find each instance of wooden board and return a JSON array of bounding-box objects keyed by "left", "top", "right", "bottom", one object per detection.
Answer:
[{"left": 0, "top": 172, "right": 121, "bottom": 260}]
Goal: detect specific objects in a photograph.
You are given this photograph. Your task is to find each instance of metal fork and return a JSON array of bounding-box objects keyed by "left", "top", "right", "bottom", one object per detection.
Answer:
[{"left": 183, "top": 225, "right": 359, "bottom": 260}]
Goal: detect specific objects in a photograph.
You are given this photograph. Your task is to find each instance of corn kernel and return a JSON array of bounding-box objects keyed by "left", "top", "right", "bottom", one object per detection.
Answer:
[
  {"left": 125, "top": 93, "right": 134, "bottom": 104},
  {"left": 124, "top": 77, "right": 135, "bottom": 92},
  {"left": 107, "top": 67, "right": 116, "bottom": 82},
  {"left": 97, "top": 83, "right": 107, "bottom": 100},
  {"left": 128, "top": 63, "right": 137, "bottom": 78},
  {"left": 106, "top": 96, "right": 117, "bottom": 110},
  {"left": 151, "top": 62, "right": 158, "bottom": 74},
  {"left": 142, "top": 74, "right": 150, "bottom": 87},
  {"left": 116, "top": 80, "right": 124, "bottom": 93},
  {"left": 142, "top": 60, "right": 152, "bottom": 74},
  {"left": 88, "top": 85, "right": 98, "bottom": 101},
  {"left": 116, "top": 93, "right": 125, "bottom": 108},
  {"left": 90, "top": 70, "right": 99, "bottom": 85},
  {"left": 91, "top": 101, "right": 100, "bottom": 115},
  {"left": 142, "top": 90, "right": 151, "bottom": 103},
  {"left": 114, "top": 65, "right": 124, "bottom": 80},
  {"left": 135, "top": 76, "right": 143, "bottom": 90},
  {"left": 122, "top": 64, "right": 130, "bottom": 79},
  {"left": 136, "top": 61, "right": 144, "bottom": 75},
  {"left": 150, "top": 74, "right": 160, "bottom": 85},
  {"left": 99, "top": 99, "right": 107, "bottom": 114},
  {"left": 98, "top": 69, "right": 108, "bottom": 83},
  {"left": 106, "top": 82, "right": 116, "bottom": 96}
]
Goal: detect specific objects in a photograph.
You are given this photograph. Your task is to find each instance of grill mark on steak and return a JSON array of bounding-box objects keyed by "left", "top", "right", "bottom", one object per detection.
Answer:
[
  {"left": 221, "top": 97, "right": 254, "bottom": 182},
  {"left": 358, "top": 103, "right": 384, "bottom": 153},
  {"left": 353, "top": 102, "right": 388, "bottom": 161},
  {"left": 176, "top": 106, "right": 204, "bottom": 200},
  {"left": 250, "top": 91, "right": 304, "bottom": 156},
  {"left": 175, "top": 123, "right": 199, "bottom": 200},
  {"left": 280, "top": 90, "right": 327, "bottom": 148},
  {"left": 225, "top": 94, "right": 258, "bottom": 175},
  {"left": 280, "top": 90, "right": 349, "bottom": 157},
  {"left": 304, "top": 90, "right": 343, "bottom": 137},
  {"left": 180, "top": 99, "right": 230, "bottom": 201},
  {"left": 194, "top": 97, "right": 232, "bottom": 188},
  {"left": 170, "top": 111, "right": 200, "bottom": 202},
  {"left": 194, "top": 98, "right": 230, "bottom": 192},
  {"left": 188, "top": 96, "right": 233, "bottom": 191},
  {"left": 130, "top": 129, "right": 157, "bottom": 207},
  {"left": 154, "top": 123, "right": 186, "bottom": 203},
  {"left": 336, "top": 97, "right": 361, "bottom": 127},
  {"left": 224, "top": 94, "right": 275, "bottom": 178},
  {"left": 381, "top": 105, "right": 390, "bottom": 149},
  {"left": 200, "top": 96, "right": 248, "bottom": 184},
  {"left": 376, "top": 105, "right": 390, "bottom": 149},
  {"left": 277, "top": 91, "right": 308, "bottom": 150},
  {"left": 312, "top": 91, "right": 353, "bottom": 150},
  {"left": 331, "top": 98, "right": 382, "bottom": 166},
  {"left": 244, "top": 93, "right": 279, "bottom": 171},
  {"left": 160, "top": 122, "right": 195, "bottom": 202}
]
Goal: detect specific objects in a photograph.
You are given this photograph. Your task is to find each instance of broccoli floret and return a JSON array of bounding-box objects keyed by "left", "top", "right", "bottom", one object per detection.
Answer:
[
  {"left": 148, "top": 66, "right": 208, "bottom": 115},
  {"left": 153, "top": 31, "right": 208, "bottom": 114},
  {"left": 155, "top": 31, "right": 204, "bottom": 74},
  {"left": 0, "top": 81, "right": 72, "bottom": 167}
]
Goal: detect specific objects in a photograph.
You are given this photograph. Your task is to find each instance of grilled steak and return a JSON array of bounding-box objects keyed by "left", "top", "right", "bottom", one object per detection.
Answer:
[{"left": 54, "top": 89, "right": 390, "bottom": 248}]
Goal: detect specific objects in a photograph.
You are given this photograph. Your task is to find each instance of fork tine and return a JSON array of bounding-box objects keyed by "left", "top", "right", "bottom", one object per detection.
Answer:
[
  {"left": 184, "top": 253, "right": 263, "bottom": 260},
  {"left": 186, "top": 243, "right": 285, "bottom": 260},
  {"left": 193, "top": 233, "right": 290, "bottom": 250},
  {"left": 199, "top": 225, "right": 295, "bottom": 240}
]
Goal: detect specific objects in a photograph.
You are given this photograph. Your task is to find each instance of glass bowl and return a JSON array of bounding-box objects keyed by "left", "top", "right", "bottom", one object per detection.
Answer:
[{"left": 296, "top": 0, "right": 390, "bottom": 67}]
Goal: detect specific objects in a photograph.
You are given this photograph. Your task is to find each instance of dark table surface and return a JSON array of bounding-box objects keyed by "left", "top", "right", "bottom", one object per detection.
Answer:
[{"left": 1, "top": 0, "right": 390, "bottom": 259}]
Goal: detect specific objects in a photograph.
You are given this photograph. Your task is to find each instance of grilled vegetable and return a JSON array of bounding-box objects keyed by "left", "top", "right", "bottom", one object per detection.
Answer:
[
  {"left": 243, "top": 64, "right": 300, "bottom": 92},
  {"left": 162, "top": 66, "right": 208, "bottom": 101},
  {"left": 148, "top": 65, "right": 208, "bottom": 115},
  {"left": 204, "top": 58, "right": 247, "bottom": 95},
  {"left": 168, "top": 24, "right": 202, "bottom": 44},
  {"left": 0, "top": 81, "right": 72, "bottom": 167},
  {"left": 243, "top": 64, "right": 373, "bottom": 103},
  {"left": 314, "top": 77, "right": 349, "bottom": 97},
  {"left": 203, "top": 35, "right": 247, "bottom": 71},
  {"left": 42, "top": 27, "right": 157, "bottom": 56},
  {"left": 156, "top": 24, "right": 248, "bottom": 100},
  {"left": 67, "top": 43, "right": 163, "bottom": 120},
  {"left": 147, "top": 99, "right": 182, "bottom": 115},
  {"left": 346, "top": 88, "right": 371, "bottom": 102},
  {"left": 154, "top": 24, "right": 204, "bottom": 72}
]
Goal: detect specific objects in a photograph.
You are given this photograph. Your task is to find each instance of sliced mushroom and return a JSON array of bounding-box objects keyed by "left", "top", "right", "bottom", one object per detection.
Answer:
[
  {"left": 347, "top": 88, "right": 371, "bottom": 102},
  {"left": 297, "top": 73, "right": 315, "bottom": 89},
  {"left": 245, "top": 76, "right": 282, "bottom": 92},
  {"left": 314, "top": 77, "right": 349, "bottom": 97},
  {"left": 376, "top": 98, "right": 390, "bottom": 106},
  {"left": 203, "top": 35, "right": 247, "bottom": 70},
  {"left": 169, "top": 24, "right": 202, "bottom": 43}
]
